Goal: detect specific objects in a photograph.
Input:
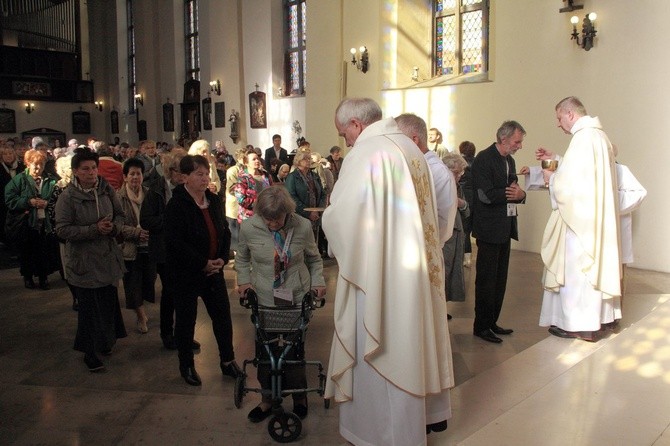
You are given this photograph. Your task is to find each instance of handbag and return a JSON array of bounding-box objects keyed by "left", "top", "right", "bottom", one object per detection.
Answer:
[{"left": 4, "top": 209, "right": 29, "bottom": 241}]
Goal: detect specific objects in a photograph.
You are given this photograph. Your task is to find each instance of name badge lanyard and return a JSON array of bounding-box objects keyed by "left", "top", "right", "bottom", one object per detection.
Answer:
[{"left": 272, "top": 228, "right": 294, "bottom": 287}]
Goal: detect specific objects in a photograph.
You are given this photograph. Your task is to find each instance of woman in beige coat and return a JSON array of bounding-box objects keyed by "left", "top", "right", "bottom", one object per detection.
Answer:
[
  {"left": 118, "top": 158, "right": 154, "bottom": 333},
  {"left": 235, "top": 185, "right": 326, "bottom": 424}
]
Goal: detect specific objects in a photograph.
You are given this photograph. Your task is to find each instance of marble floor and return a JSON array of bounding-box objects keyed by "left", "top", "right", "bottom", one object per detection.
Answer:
[{"left": 1, "top": 249, "right": 670, "bottom": 445}]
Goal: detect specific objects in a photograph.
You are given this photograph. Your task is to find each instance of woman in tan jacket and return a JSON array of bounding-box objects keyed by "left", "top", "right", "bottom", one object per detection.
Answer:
[{"left": 118, "top": 158, "right": 154, "bottom": 334}]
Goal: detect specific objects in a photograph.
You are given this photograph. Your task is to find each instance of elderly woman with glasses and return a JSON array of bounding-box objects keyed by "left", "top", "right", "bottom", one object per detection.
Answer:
[
  {"left": 284, "top": 149, "right": 326, "bottom": 243},
  {"left": 5, "top": 148, "right": 59, "bottom": 290},
  {"left": 236, "top": 185, "right": 326, "bottom": 423}
]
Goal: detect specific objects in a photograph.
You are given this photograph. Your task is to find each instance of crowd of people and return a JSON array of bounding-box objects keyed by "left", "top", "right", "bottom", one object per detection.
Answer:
[{"left": 1, "top": 94, "right": 644, "bottom": 445}]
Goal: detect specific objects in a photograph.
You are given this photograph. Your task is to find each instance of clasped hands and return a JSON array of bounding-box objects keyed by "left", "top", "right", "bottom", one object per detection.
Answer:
[
  {"left": 204, "top": 258, "right": 225, "bottom": 276},
  {"left": 29, "top": 197, "right": 47, "bottom": 209}
]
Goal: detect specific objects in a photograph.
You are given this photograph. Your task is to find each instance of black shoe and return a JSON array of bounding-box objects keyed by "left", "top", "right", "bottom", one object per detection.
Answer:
[
  {"left": 161, "top": 335, "right": 178, "bottom": 350},
  {"left": 38, "top": 277, "right": 50, "bottom": 290},
  {"left": 191, "top": 339, "right": 201, "bottom": 350},
  {"left": 293, "top": 402, "right": 308, "bottom": 420},
  {"left": 491, "top": 324, "right": 513, "bottom": 335},
  {"left": 248, "top": 405, "right": 272, "bottom": 423},
  {"left": 447, "top": 314, "right": 453, "bottom": 320},
  {"left": 474, "top": 329, "right": 503, "bottom": 344},
  {"left": 24, "top": 278, "right": 35, "bottom": 289},
  {"left": 84, "top": 353, "right": 105, "bottom": 372},
  {"left": 221, "top": 360, "right": 242, "bottom": 379},
  {"left": 180, "top": 366, "right": 202, "bottom": 386},
  {"left": 426, "top": 420, "right": 448, "bottom": 434}
]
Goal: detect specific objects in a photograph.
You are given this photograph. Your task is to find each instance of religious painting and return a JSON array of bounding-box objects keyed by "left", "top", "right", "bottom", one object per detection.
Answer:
[
  {"left": 214, "top": 101, "right": 225, "bottom": 128},
  {"left": 249, "top": 91, "right": 267, "bottom": 129},
  {"left": 110, "top": 110, "right": 119, "bottom": 134},
  {"left": 11, "top": 81, "right": 51, "bottom": 98},
  {"left": 0, "top": 108, "right": 17, "bottom": 133},
  {"left": 202, "top": 97, "right": 212, "bottom": 131},
  {"left": 72, "top": 111, "right": 91, "bottom": 134},
  {"left": 163, "top": 102, "right": 174, "bottom": 132}
]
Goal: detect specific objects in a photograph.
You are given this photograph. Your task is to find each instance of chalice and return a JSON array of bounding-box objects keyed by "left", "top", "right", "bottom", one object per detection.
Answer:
[{"left": 541, "top": 159, "right": 559, "bottom": 188}]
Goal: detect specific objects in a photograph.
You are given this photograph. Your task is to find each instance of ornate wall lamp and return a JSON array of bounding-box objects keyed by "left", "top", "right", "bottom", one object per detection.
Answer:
[
  {"left": 209, "top": 79, "right": 221, "bottom": 96},
  {"left": 94, "top": 100, "right": 104, "bottom": 111},
  {"left": 134, "top": 93, "right": 144, "bottom": 107},
  {"left": 570, "top": 12, "right": 597, "bottom": 51},
  {"left": 349, "top": 46, "right": 369, "bottom": 73},
  {"left": 25, "top": 102, "right": 35, "bottom": 114}
]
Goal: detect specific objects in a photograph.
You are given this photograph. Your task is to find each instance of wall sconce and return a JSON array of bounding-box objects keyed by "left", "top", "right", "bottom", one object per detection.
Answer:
[
  {"left": 25, "top": 102, "right": 35, "bottom": 114},
  {"left": 559, "top": 0, "right": 583, "bottom": 13},
  {"left": 94, "top": 100, "right": 104, "bottom": 112},
  {"left": 570, "top": 12, "right": 597, "bottom": 51},
  {"left": 350, "top": 46, "right": 369, "bottom": 73},
  {"left": 134, "top": 93, "right": 144, "bottom": 107},
  {"left": 209, "top": 79, "right": 221, "bottom": 96}
]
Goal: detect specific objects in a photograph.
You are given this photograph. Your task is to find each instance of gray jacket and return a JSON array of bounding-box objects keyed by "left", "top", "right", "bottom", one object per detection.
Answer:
[
  {"left": 235, "top": 213, "right": 325, "bottom": 306},
  {"left": 55, "top": 177, "right": 126, "bottom": 288}
]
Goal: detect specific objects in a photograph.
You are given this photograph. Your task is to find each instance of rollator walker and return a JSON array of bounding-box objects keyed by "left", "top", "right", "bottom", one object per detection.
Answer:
[{"left": 235, "top": 289, "right": 329, "bottom": 443}]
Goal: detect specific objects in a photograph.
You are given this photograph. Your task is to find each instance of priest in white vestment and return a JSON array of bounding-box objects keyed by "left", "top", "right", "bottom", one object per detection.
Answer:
[
  {"left": 537, "top": 96, "right": 622, "bottom": 342},
  {"left": 324, "top": 98, "right": 454, "bottom": 446}
]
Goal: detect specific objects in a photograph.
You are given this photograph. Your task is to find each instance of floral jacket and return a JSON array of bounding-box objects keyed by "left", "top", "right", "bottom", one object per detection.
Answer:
[{"left": 233, "top": 169, "right": 272, "bottom": 223}]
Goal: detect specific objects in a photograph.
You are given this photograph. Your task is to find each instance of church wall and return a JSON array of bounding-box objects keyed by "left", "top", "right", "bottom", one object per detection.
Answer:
[{"left": 301, "top": 0, "right": 669, "bottom": 272}]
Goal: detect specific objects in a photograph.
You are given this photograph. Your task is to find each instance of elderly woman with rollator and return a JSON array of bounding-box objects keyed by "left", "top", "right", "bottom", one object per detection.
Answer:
[{"left": 235, "top": 185, "right": 326, "bottom": 423}]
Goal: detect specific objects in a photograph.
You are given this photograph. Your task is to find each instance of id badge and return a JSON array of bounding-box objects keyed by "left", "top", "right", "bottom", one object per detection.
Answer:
[
  {"left": 506, "top": 203, "right": 517, "bottom": 217},
  {"left": 273, "top": 286, "right": 293, "bottom": 306}
]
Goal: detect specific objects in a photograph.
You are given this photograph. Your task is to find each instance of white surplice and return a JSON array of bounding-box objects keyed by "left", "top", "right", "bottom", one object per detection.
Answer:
[{"left": 323, "top": 118, "right": 454, "bottom": 446}]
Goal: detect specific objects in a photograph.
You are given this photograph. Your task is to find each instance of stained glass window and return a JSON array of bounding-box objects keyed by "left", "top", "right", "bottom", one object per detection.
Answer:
[
  {"left": 127, "top": 0, "right": 136, "bottom": 112},
  {"left": 284, "top": 0, "right": 306, "bottom": 95},
  {"left": 184, "top": 0, "right": 200, "bottom": 81},
  {"left": 434, "top": 0, "right": 488, "bottom": 78}
]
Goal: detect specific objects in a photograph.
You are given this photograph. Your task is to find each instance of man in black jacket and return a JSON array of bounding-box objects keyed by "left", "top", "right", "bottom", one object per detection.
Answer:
[
  {"left": 471, "top": 121, "right": 527, "bottom": 343},
  {"left": 263, "top": 134, "right": 289, "bottom": 173}
]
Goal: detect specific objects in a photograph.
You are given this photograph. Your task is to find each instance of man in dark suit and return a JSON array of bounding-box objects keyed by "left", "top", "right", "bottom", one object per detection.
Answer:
[
  {"left": 264, "top": 134, "right": 289, "bottom": 173},
  {"left": 471, "top": 120, "right": 527, "bottom": 343}
]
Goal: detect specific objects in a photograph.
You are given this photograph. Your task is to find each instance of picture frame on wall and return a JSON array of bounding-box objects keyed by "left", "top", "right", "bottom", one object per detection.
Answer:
[
  {"left": 163, "top": 102, "right": 174, "bottom": 132},
  {"left": 110, "top": 110, "right": 119, "bottom": 134},
  {"left": 0, "top": 108, "right": 17, "bottom": 133},
  {"left": 202, "top": 98, "right": 212, "bottom": 131},
  {"left": 214, "top": 101, "right": 225, "bottom": 128},
  {"left": 72, "top": 111, "right": 91, "bottom": 134},
  {"left": 249, "top": 91, "right": 267, "bottom": 129}
]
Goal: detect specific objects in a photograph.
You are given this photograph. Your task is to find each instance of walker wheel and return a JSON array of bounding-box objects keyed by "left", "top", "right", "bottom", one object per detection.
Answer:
[
  {"left": 267, "top": 412, "right": 302, "bottom": 443},
  {"left": 233, "top": 375, "right": 245, "bottom": 409}
]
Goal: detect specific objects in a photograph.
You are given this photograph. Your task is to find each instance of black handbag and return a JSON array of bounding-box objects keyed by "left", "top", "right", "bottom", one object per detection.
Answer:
[{"left": 4, "top": 209, "right": 29, "bottom": 241}]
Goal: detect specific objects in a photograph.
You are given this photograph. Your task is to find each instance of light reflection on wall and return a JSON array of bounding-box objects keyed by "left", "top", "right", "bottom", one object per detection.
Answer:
[
  {"left": 381, "top": 87, "right": 456, "bottom": 150},
  {"left": 381, "top": 0, "right": 397, "bottom": 89}
]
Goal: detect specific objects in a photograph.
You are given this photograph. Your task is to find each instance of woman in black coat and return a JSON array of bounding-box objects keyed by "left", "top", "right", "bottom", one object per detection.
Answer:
[{"left": 164, "top": 154, "right": 241, "bottom": 386}]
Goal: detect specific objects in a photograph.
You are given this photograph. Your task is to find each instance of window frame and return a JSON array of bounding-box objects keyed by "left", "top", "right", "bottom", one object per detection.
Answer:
[
  {"left": 433, "top": 0, "right": 489, "bottom": 81},
  {"left": 283, "top": 0, "right": 306, "bottom": 96},
  {"left": 127, "top": 0, "right": 137, "bottom": 113},
  {"left": 184, "top": 0, "right": 200, "bottom": 81}
]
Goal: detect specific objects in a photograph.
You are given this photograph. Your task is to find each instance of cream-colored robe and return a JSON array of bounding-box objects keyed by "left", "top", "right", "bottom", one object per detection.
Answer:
[
  {"left": 540, "top": 116, "right": 622, "bottom": 329},
  {"left": 323, "top": 118, "right": 454, "bottom": 402}
]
